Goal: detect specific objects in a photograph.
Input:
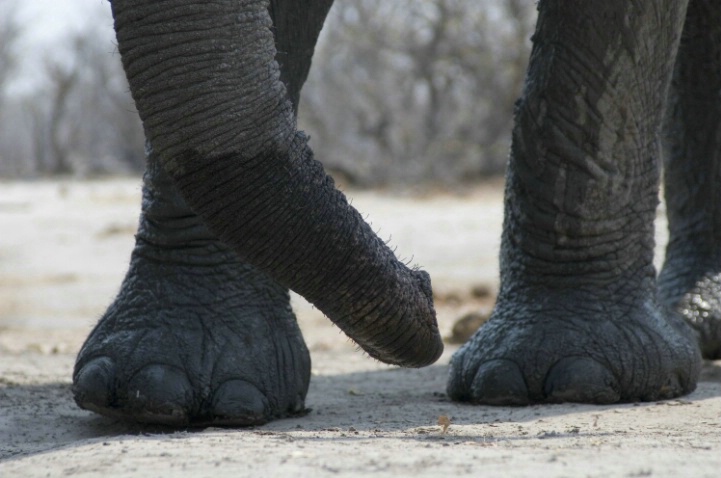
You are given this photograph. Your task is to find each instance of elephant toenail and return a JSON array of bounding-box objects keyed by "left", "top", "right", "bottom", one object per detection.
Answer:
[
  {"left": 210, "top": 380, "right": 271, "bottom": 425},
  {"left": 73, "top": 357, "right": 117, "bottom": 410},
  {"left": 470, "top": 359, "right": 529, "bottom": 405},
  {"left": 125, "top": 365, "right": 193, "bottom": 424},
  {"left": 544, "top": 357, "right": 619, "bottom": 404}
]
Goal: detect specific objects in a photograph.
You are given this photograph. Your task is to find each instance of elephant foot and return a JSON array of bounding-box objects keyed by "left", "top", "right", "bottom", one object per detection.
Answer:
[
  {"left": 659, "top": 266, "right": 721, "bottom": 359},
  {"left": 73, "top": 244, "right": 310, "bottom": 426},
  {"left": 446, "top": 287, "right": 702, "bottom": 405},
  {"left": 673, "top": 276, "right": 721, "bottom": 359}
]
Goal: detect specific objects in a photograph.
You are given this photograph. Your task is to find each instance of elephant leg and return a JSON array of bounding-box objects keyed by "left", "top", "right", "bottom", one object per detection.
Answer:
[
  {"left": 73, "top": 0, "right": 331, "bottom": 426},
  {"left": 73, "top": 157, "right": 310, "bottom": 425},
  {"left": 658, "top": 0, "right": 721, "bottom": 359},
  {"left": 107, "top": 1, "right": 442, "bottom": 367},
  {"left": 448, "top": 0, "right": 702, "bottom": 405}
]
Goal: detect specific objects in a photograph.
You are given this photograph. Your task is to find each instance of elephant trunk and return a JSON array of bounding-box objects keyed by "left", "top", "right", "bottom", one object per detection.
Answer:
[
  {"left": 110, "top": 0, "right": 442, "bottom": 367},
  {"left": 113, "top": 1, "right": 293, "bottom": 166}
]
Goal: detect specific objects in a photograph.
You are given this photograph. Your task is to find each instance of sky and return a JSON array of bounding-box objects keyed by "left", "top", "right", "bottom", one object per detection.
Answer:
[{"left": 6, "top": 0, "right": 115, "bottom": 95}]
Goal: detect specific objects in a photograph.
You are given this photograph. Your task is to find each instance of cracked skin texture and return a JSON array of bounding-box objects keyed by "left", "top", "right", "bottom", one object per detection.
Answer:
[
  {"left": 448, "top": 0, "right": 711, "bottom": 405},
  {"left": 73, "top": 159, "right": 311, "bottom": 425}
]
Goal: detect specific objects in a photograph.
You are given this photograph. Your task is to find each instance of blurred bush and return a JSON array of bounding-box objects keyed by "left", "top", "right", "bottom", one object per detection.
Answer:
[
  {"left": 0, "top": 0, "right": 535, "bottom": 186},
  {"left": 301, "top": 0, "right": 535, "bottom": 186}
]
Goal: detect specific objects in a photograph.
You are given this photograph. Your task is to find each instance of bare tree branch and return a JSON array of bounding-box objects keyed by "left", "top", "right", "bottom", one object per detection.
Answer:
[{"left": 299, "top": 0, "right": 537, "bottom": 185}]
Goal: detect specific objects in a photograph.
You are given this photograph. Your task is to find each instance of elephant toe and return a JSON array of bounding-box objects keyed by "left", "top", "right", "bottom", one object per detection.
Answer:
[
  {"left": 469, "top": 359, "right": 530, "bottom": 405},
  {"left": 544, "top": 357, "right": 620, "bottom": 404},
  {"left": 209, "top": 380, "right": 273, "bottom": 426},
  {"left": 448, "top": 357, "right": 530, "bottom": 405},
  {"left": 73, "top": 357, "right": 117, "bottom": 412},
  {"left": 123, "top": 365, "right": 194, "bottom": 425},
  {"left": 651, "top": 370, "right": 687, "bottom": 401}
]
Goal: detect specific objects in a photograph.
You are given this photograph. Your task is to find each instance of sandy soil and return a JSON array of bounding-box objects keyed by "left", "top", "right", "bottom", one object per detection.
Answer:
[{"left": 1, "top": 178, "right": 720, "bottom": 477}]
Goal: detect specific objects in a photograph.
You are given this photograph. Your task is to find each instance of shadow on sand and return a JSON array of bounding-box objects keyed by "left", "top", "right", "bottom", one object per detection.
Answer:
[{"left": 2, "top": 360, "right": 720, "bottom": 463}]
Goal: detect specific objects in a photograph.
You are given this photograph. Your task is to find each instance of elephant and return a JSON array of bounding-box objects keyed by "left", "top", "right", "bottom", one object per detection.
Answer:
[{"left": 71, "top": 0, "right": 720, "bottom": 426}]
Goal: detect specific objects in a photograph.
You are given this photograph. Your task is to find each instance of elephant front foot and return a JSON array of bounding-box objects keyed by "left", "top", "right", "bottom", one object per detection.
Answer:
[
  {"left": 446, "top": 287, "right": 702, "bottom": 405},
  {"left": 72, "top": 246, "right": 310, "bottom": 426}
]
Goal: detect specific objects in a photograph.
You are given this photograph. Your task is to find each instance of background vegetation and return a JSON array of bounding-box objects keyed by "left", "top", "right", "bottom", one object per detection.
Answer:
[{"left": 0, "top": 0, "right": 535, "bottom": 186}]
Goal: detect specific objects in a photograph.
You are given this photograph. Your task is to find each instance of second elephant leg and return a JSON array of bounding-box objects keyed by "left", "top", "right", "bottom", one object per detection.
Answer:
[
  {"left": 659, "top": 0, "right": 721, "bottom": 359},
  {"left": 448, "top": 0, "right": 701, "bottom": 404}
]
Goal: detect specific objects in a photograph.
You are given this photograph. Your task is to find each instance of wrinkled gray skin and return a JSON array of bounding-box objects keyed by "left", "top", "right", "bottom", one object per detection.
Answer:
[
  {"left": 72, "top": 0, "right": 720, "bottom": 425},
  {"left": 448, "top": 0, "right": 720, "bottom": 404},
  {"left": 73, "top": 0, "right": 443, "bottom": 426}
]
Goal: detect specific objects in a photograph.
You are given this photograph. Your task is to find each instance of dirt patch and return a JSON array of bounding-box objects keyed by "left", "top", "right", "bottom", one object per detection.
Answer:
[
  {"left": 1, "top": 336, "right": 720, "bottom": 477},
  {"left": 1, "top": 179, "right": 719, "bottom": 477}
]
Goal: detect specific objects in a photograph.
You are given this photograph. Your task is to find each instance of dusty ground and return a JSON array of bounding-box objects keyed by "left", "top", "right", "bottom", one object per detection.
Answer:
[{"left": 1, "top": 178, "right": 720, "bottom": 477}]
